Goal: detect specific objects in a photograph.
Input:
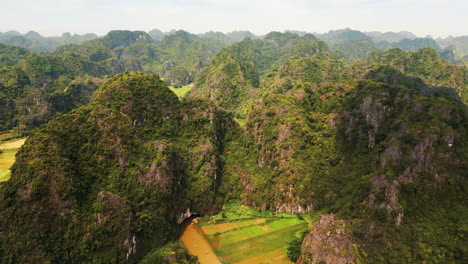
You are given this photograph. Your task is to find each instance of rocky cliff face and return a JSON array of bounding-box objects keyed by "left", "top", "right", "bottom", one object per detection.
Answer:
[
  {"left": 297, "top": 214, "right": 356, "bottom": 264},
  {"left": 334, "top": 79, "right": 467, "bottom": 262},
  {"left": 342, "top": 79, "right": 466, "bottom": 223},
  {"left": 189, "top": 40, "right": 260, "bottom": 112},
  {"left": 243, "top": 91, "right": 316, "bottom": 213}
]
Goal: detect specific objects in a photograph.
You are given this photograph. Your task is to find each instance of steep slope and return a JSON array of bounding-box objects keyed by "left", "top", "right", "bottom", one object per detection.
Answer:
[
  {"left": 53, "top": 30, "right": 153, "bottom": 75},
  {"left": 0, "top": 72, "right": 241, "bottom": 263},
  {"left": 0, "top": 43, "right": 33, "bottom": 67},
  {"left": 293, "top": 77, "right": 467, "bottom": 263},
  {"left": 369, "top": 48, "right": 468, "bottom": 103},
  {"left": 0, "top": 30, "right": 223, "bottom": 134},
  {"left": 189, "top": 38, "right": 261, "bottom": 112},
  {"left": 0, "top": 50, "right": 106, "bottom": 132},
  {"left": 262, "top": 45, "right": 346, "bottom": 92},
  {"left": 147, "top": 30, "right": 216, "bottom": 86},
  {"left": 55, "top": 30, "right": 219, "bottom": 87},
  {"left": 189, "top": 32, "right": 320, "bottom": 114},
  {"left": 231, "top": 58, "right": 467, "bottom": 263}
]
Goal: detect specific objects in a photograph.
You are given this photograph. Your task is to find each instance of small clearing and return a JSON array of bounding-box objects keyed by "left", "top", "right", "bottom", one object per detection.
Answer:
[
  {"left": 184, "top": 202, "right": 311, "bottom": 264},
  {"left": 0, "top": 138, "right": 26, "bottom": 182},
  {"left": 169, "top": 84, "right": 193, "bottom": 99}
]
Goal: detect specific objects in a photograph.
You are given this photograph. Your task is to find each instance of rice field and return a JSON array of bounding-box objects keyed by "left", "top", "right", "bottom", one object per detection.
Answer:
[
  {"left": 0, "top": 137, "right": 26, "bottom": 182},
  {"left": 194, "top": 202, "right": 310, "bottom": 264}
]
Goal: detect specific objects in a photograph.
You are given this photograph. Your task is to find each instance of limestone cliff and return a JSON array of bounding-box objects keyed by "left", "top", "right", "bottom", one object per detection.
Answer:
[{"left": 297, "top": 214, "right": 356, "bottom": 264}]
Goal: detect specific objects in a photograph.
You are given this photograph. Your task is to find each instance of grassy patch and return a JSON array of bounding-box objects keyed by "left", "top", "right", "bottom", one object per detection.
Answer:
[
  {"left": 169, "top": 84, "right": 193, "bottom": 99},
  {"left": 233, "top": 118, "right": 246, "bottom": 128},
  {"left": 197, "top": 202, "right": 310, "bottom": 264},
  {"left": 0, "top": 170, "right": 11, "bottom": 182},
  {"left": 202, "top": 218, "right": 266, "bottom": 235},
  {"left": 0, "top": 138, "right": 26, "bottom": 182}
]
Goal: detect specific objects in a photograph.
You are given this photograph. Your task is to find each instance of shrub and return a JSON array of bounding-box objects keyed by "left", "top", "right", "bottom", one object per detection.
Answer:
[{"left": 287, "top": 230, "right": 308, "bottom": 262}]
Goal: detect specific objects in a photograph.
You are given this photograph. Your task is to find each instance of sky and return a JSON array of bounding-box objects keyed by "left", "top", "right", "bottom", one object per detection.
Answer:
[{"left": 0, "top": 0, "right": 466, "bottom": 38}]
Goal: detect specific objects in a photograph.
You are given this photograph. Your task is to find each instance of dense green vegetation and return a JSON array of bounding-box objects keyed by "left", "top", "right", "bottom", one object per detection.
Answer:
[
  {"left": 189, "top": 32, "right": 326, "bottom": 114},
  {"left": 189, "top": 32, "right": 466, "bottom": 263},
  {"left": 0, "top": 28, "right": 465, "bottom": 134},
  {"left": 0, "top": 29, "right": 466, "bottom": 264},
  {"left": 3, "top": 28, "right": 468, "bottom": 63},
  {"left": 287, "top": 230, "right": 308, "bottom": 262},
  {"left": 140, "top": 241, "right": 198, "bottom": 264},
  {"left": 0, "top": 30, "right": 224, "bottom": 133},
  {"left": 0, "top": 49, "right": 105, "bottom": 133},
  {"left": 0, "top": 72, "right": 242, "bottom": 263},
  {"left": 54, "top": 30, "right": 221, "bottom": 87},
  {"left": 369, "top": 48, "right": 467, "bottom": 103}
]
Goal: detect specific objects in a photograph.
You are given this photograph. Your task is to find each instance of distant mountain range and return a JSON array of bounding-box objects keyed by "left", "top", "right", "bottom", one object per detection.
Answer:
[{"left": 1, "top": 28, "right": 467, "bottom": 63}]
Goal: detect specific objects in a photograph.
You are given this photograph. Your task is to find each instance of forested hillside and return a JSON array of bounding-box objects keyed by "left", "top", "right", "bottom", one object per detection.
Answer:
[
  {"left": 0, "top": 31, "right": 98, "bottom": 53},
  {"left": 0, "top": 43, "right": 105, "bottom": 133},
  {"left": 0, "top": 30, "right": 226, "bottom": 133},
  {"left": 0, "top": 72, "right": 241, "bottom": 262},
  {"left": 0, "top": 29, "right": 466, "bottom": 264}
]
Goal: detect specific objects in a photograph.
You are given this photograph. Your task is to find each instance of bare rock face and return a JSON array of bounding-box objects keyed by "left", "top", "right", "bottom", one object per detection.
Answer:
[
  {"left": 95, "top": 191, "right": 136, "bottom": 260},
  {"left": 177, "top": 208, "right": 196, "bottom": 224},
  {"left": 276, "top": 202, "right": 312, "bottom": 214},
  {"left": 297, "top": 214, "right": 356, "bottom": 264},
  {"left": 275, "top": 184, "right": 313, "bottom": 214}
]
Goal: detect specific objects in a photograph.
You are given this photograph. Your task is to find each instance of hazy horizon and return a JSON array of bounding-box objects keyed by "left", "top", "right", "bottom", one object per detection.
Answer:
[
  {"left": 2, "top": 27, "right": 465, "bottom": 40},
  {"left": 1, "top": 0, "right": 467, "bottom": 38}
]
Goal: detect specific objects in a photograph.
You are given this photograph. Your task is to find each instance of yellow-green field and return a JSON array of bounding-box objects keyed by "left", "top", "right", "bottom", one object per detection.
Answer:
[
  {"left": 0, "top": 132, "right": 13, "bottom": 141},
  {"left": 0, "top": 137, "right": 26, "bottom": 182},
  {"left": 196, "top": 202, "right": 310, "bottom": 264},
  {"left": 169, "top": 84, "right": 193, "bottom": 99}
]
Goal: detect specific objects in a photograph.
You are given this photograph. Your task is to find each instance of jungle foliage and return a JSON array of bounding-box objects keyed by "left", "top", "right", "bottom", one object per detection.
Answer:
[{"left": 0, "top": 29, "right": 466, "bottom": 264}]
